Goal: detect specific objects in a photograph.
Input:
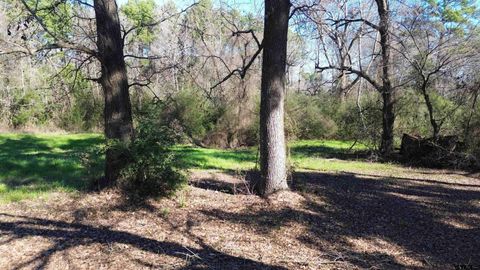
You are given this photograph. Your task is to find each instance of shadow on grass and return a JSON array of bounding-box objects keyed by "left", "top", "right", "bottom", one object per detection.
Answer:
[
  {"left": 1, "top": 136, "right": 479, "bottom": 268},
  {"left": 174, "top": 143, "right": 370, "bottom": 171},
  {"left": 0, "top": 135, "right": 104, "bottom": 199},
  {"left": 290, "top": 144, "right": 369, "bottom": 160},
  {"left": 174, "top": 146, "right": 256, "bottom": 170},
  {"left": 195, "top": 171, "right": 480, "bottom": 268},
  {"left": 0, "top": 137, "right": 375, "bottom": 199}
]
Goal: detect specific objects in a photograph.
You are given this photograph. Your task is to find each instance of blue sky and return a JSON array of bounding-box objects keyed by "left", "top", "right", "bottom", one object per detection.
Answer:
[
  {"left": 117, "top": 0, "right": 480, "bottom": 16},
  {"left": 117, "top": 0, "right": 261, "bottom": 14}
]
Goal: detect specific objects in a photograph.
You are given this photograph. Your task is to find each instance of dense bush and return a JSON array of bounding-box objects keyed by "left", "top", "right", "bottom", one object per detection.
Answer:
[
  {"left": 161, "top": 87, "right": 223, "bottom": 143},
  {"left": 9, "top": 91, "right": 48, "bottom": 128},
  {"left": 285, "top": 92, "right": 383, "bottom": 146},
  {"left": 395, "top": 89, "right": 432, "bottom": 137},
  {"left": 336, "top": 95, "right": 382, "bottom": 147},
  {"left": 159, "top": 87, "right": 258, "bottom": 148},
  {"left": 285, "top": 93, "right": 338, "bottom": 139},
  {"left": 396, "top": 89, "right": 467, "bottom": 139},
  {"left": 117, "top": 107, "right": 187, "bottom": 198},
  {"left": 58, "top": 90, "right": 103, "bottom": 132}
]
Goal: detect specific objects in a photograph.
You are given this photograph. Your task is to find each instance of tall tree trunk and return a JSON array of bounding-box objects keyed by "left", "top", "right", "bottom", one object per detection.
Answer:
[
  {"left": 258, "top": 0, "right": 290, "bottom": 196},
  {"left": 94, "top": 0, "right": 134, "bottom": 187},
  {"left": 336, "top": 54, "right": 348, "bottom": 101},
  {"left": 380, "top": 90, "right": 394, "bottom": 155},
  {"left": 464, "top": 87, "right": 479, "bottom": 141},
  {"left": 376, "top": 0, "right": 395, "bottom": 156},
  {"left": 421, "top": 85, "right": 440, "bottom": 139}
]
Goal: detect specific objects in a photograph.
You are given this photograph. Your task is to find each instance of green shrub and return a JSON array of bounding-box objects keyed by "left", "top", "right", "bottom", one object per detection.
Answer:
[
  {"left": 285, "top": 93, "right": 338, "bottom": 140},
  {"left": 162, "top": 87, "right": 223, "bottom": 143},
  {"left": 159, "top": 87, "right": 259, "bottom": 148},
  {"left": 395, "top": 89, "right": 431, "bottom": 137},
  {"left": 336, "top": 95, "right": 382, "bottom": 147},
  {"left": 58, "top": 91, "right": 102, "bottom": 132},
  {"left": 395, "top": 89, "right": 466, "bottom": 138},
  {"left": 117, "top": 108, "right": 187, "bottom": 199},
  {"left": 9, "top": 91, "right": 48, "bottom": 128}
]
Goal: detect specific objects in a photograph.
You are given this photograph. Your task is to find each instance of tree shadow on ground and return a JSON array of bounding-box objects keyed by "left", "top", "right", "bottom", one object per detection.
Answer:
[
  {"left": 1, "top": 166, "right": 479, "bottom": 268},
  {"left": 0, "top": 213, "right": 286, "bottom": 270},
  {"left": 346, "top": 171, "right": 480, "bottom": 188},
  {"left": 189, "top": 171, "right": 253, "bottom": 195},
  {"left": 197, "top": 171, "right": 480, "bottom": 268}
]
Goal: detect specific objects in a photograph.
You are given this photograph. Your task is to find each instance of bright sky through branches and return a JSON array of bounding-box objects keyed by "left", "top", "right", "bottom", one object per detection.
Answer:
[{"left": 117, "top": 0, "right": 262, "bottom": 15}]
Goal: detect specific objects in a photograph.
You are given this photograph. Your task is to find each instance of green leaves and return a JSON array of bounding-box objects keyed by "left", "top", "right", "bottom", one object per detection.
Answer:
[
  {"left": 423, "top": 0, "right": 478, "bottom": 32},
  {"left": 115, "top": 105, "right": 186, "bottom": 199},
  {"left": 121, "top": 0, "right": 156, "bottom": 44},
  {"left": 24, "top": 0, "right": 73, "bottom": 41}
]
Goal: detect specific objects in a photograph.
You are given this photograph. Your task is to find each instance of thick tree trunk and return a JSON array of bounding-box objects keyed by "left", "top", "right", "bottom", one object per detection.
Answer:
[
  {"left": 258, "top": 0, "right": 290, "bottom": 195},
  {"left": 376, "top": 0, "right": 395, "bottom": 156},
  {"left": 94, "top": 0, "right": 134, "bottom": 187}
]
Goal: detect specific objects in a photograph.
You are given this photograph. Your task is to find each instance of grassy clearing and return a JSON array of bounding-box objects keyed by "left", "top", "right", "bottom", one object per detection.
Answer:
[
  {"left": 175, "top": 140, "right": 396, "bottom": 172},
  {"left": 0, "top": 134, "right": 397, "bottom": 203},
  {"left": 0, "top": 133, "right": 104, "bottom": 203}
]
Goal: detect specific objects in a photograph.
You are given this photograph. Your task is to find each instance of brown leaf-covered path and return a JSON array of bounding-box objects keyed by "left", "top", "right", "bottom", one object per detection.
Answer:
[{"left": 0, "top": 167, "right": 479, "bottom": 269}]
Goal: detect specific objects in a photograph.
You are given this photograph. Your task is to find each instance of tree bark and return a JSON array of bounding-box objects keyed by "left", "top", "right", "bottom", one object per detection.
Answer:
[
  {"left": 421, "top": 85, "right": 440, "bottom": 139},
  {"left": 258, "top": 0, "right": 290, "bottom": 196},
  {"left": 464, "top": 86, "right": 479, "bottom": 141},
  {"left": 380, "top": 89, "right": 395, "bottom": 155},
  {"left": 94, "top": 0, "right": 134, "bottom": 187},
  {"left": 375, "top": 0, "right": 395, "bottom": 156}
]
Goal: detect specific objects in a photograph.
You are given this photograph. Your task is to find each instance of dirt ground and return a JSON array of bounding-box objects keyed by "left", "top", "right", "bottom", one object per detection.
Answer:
[{"left": 0, "top": 167, "right": 479, "bottom": 269}]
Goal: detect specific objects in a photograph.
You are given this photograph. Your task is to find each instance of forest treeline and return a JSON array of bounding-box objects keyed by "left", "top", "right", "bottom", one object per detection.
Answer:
[{"left": 0, "top": 0, "right": 479, "bottom": 193}]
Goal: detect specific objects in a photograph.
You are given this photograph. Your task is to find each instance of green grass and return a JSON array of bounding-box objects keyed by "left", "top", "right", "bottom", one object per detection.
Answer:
[
  {"left": 0, "top": 134, "right": 398, "bottom": 203},
  {"left": 175, "top": 139, "right": 396, "bottom": 172},
  {"left": 173, "top": 145, "right": 256, "bottom": 171},
  {"left": 289, "top": 140, "right": 394, "bottom": 171},
  {"left": 0, "top": 133, "right": 104, "bottom": 203}
]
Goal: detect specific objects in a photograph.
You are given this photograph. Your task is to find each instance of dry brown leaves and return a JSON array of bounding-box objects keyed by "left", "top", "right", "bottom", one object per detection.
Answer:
[{"left": 0, "top": 168, "right": 479, "bottom": 269}]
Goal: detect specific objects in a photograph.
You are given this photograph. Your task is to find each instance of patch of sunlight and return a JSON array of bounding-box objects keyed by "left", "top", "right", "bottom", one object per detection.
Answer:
[{"left": 345, "top": 236, "right": 422, "bottom": 268}]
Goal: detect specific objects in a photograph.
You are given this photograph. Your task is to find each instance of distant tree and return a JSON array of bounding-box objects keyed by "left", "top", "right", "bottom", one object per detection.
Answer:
[
  {"left": 375, "top": 0, "right": 394, "bottom": 156},
  {"left": 398, "top": 0, "right": 478, "bottom": 139},
  {"left": 314, "top": 0, "right": 396, "bottom": 156}
]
